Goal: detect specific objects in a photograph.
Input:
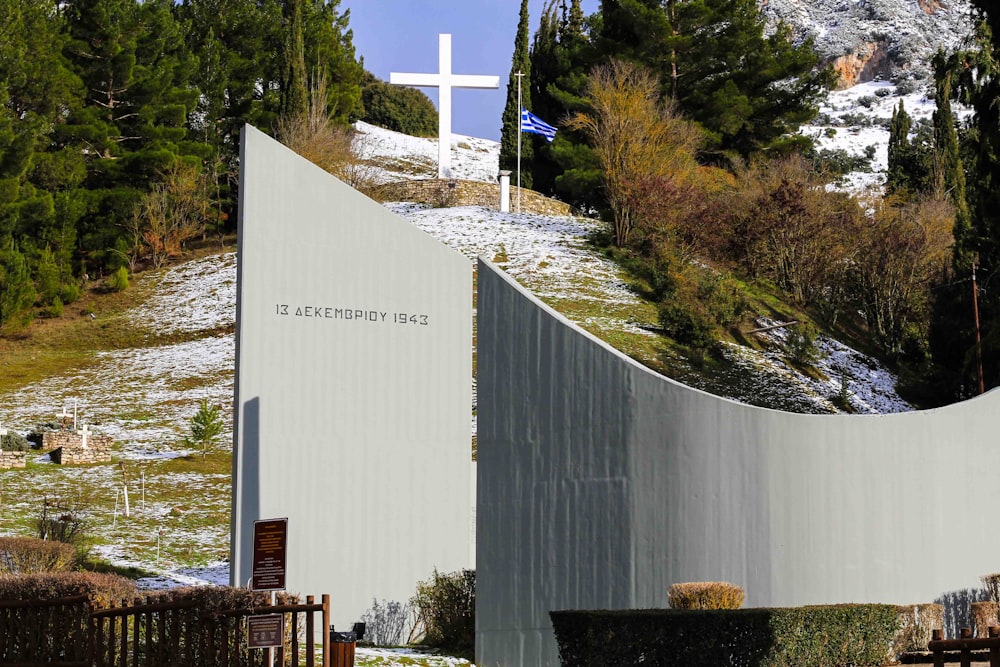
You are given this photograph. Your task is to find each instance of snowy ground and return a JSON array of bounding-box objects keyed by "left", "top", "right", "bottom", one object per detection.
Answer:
[
  {"left": 0, "top": 103, "right": 919, "bottom": 665},
  {"left": 805, "top": 78, "right": 972, "bottom": 192},
  {"left": 354, "top": 121, "right": 501, "bottom": 183}
]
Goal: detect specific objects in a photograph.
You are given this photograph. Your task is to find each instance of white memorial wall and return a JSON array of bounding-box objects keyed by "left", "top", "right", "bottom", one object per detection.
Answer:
[{"left": 232, "top": 126, "right": 473, "bottom": 628}]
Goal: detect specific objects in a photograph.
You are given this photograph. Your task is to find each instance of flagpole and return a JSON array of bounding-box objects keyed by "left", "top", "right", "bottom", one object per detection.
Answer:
[{"left": 516, "top": 71, "right": 523, "bottom": 214}]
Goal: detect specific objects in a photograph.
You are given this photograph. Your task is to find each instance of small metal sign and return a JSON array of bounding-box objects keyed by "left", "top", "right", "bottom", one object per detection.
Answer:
[
  {"left": 251, "top": 518, "right": 288, "bottom": 591},
  {"left": 247, "top": 614, "right": 284, "bottom": 649}
]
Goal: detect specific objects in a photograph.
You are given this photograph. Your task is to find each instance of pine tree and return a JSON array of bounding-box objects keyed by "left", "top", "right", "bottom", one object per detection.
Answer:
[
  {"left": 0, "top": 241, "right": 36, "bottom": 328},
  {"left": 596, "top": 0, "right": 834, "bottom": 160},
  {"left": 500, "top": 0, "right": 533, "bottom": 188},
  {"left": 61, "top": 0, "right": 209, "bottom": 262}
]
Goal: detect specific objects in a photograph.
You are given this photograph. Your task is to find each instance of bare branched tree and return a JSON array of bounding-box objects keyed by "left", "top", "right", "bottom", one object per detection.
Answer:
[
  {"left": 276, "top": 70, "right": 379, "bottom": 193},
  {"left": 566, "top": 59, "right": 702, "bottom": 247},
  {"left": 129, "top": 162, "right": 212, "bottom": 268}
]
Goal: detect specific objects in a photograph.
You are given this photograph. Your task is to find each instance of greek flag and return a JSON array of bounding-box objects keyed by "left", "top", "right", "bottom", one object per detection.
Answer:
[{"left": 520, "top": 108, "right": 557, "bottom": 142}]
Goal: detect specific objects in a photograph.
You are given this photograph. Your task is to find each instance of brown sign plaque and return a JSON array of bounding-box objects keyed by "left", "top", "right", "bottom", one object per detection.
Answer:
[
  {"left": 247, "top": 614, "right": 284, "bottom": 649},
  {"left": 251, "top": 518, "right": 288, "bottom": 591}
]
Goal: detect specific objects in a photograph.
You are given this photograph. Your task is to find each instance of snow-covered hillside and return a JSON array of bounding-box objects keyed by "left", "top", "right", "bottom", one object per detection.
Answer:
[
  {"left": 0, "top": 79, "right": 929, "bottom": 598},
  {"left": 763, "top": 0, "right": 973, "bottom": 84}
]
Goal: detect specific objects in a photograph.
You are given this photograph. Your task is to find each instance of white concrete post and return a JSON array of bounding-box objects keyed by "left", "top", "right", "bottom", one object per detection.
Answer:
[{"left": 499, "top": 171, "right": 511, "bottom": 213}]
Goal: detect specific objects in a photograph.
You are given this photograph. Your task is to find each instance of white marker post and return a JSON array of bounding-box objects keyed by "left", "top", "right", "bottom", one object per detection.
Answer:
[
  {"left": 391, "top": 34, "right": 499, "bottom": 178},
  {"left": 0, "top": 422, "right": 7, "bottom": 454}
]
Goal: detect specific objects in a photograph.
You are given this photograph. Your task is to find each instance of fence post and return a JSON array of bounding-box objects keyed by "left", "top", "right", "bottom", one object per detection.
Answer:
[
  {"left": 961, "top": 627, "right": 973, "bottom": 667},
  {"left": 306, "top": 595, "right": 315, "bottom": 667},
  {"left": 322, "top": 595, "right": 330, "bottom": 667}
]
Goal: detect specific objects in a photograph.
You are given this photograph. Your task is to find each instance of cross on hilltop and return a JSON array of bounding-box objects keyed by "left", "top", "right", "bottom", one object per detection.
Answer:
[{"left": 391, "top": 34, "right": 499, "bottom": 178}]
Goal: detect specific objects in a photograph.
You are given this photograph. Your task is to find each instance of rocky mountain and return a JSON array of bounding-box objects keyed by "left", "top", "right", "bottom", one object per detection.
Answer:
[{"left": 763, "top": 0, "right": 974, "bottom": 88}]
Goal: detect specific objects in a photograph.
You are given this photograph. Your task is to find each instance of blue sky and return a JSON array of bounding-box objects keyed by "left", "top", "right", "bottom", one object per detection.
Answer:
[{"left": 340, "top": 0, "right": 601, "bottom": 141}]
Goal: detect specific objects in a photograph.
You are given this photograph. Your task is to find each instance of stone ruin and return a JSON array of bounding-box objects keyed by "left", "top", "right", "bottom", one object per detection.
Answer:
[{"left": 44, "top": 428, "right": 113, "bottom": 465}]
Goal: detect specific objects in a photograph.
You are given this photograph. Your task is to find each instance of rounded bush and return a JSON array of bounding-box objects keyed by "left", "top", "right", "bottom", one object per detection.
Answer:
[{"left": 667, "top": 581, "right": 745, "bottom": 610}]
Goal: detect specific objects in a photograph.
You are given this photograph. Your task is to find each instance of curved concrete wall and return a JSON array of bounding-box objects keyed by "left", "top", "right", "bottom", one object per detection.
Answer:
[{"left": 476, "top": 258, "right": 1000, "bottom": 667}]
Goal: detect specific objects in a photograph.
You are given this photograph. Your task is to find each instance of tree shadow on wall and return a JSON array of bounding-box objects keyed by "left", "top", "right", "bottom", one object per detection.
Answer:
[{"left": 936, "top": 588, "right": 989, "bottom": 638}]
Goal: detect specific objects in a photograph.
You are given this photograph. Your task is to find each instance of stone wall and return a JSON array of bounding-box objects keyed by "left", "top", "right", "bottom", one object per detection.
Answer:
[
  {"left": 42, "top": 430, "right": 113, "bottom": 452},
  {"left": 43, "top": 430, "right": 114, "bottom": 465},
  {"left": 0, "top": 451, "right": 26, "bottom": 469},
  {"left": 373, "top": 178, "right": 575, "bottom": 218},
  {"left": 51, "top": 444, "right": 112, "bottom": 465}
]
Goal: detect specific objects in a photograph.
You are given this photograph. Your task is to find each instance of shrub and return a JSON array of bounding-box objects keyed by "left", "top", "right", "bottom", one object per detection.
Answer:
[
  {"left": 699, "top": 274, "right": 747, "bottom": 328},
  {"left": 360, "top": 598, "right": 410, "bottom": 646},
  {"left": 1, "top": 430, "right": 31, "bottom": 452},
  {"left": 36, "top": 496, "right": 92, "bottom": 558},
  {"left": 58, "top": 282, "right": 80, "bottom": 305},
  {"left": 667, "top": 581, "right": 745, "bottom": 610},
  {"left": 107, "top": 265, "right": 129, "bottom": 292},
  {"left": 785, "top": 323, "right": 821, "bottom": 366},
  {"left": 411, "top": 569, "right": 475, "bottom": 658},
  {"left": 658, "top": 300, "right": 716, "bottom": 350},
  {"left": 972, "top": 601, "right": 998, "bottom": 637},
  {"left": 0, "top": 536, "right": 76, "bottom": 574},
  {"left": 46, "top": 294, "right": 64, "bottom": 317},
  {"left": 893, "top": 603, "right": 944, "bottom": 654},
  {"left": 0, "top": 571, "right": 136, "bottom": 607}
]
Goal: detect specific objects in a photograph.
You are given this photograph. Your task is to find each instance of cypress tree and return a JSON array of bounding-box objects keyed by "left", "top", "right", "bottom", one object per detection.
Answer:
[
  {"left": 932, "top": 51, "right": 971, "bottom": 271},
  {"left": 283, "top": 0, "right": 309, "bottom": 117},
  {"left": 501, "top": 0, "right": 533, "bottom": 189},
  {"left": 886, "top": 101, "right": 912, "bottom": 193}
]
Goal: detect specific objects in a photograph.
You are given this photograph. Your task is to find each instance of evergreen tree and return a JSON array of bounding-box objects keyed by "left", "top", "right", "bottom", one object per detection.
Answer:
[
  {"left": 300, "top": 0, "right": 363, "bottom": 123},
  {"left": 360, "top": 71, "right": 437, "bottom": 137},
  {"left": 886, "top": 101, "right": 933, "bottom": 196},
  {"left": 500, "top": 0, "right": 533, "bottom": 188},
  {"left": 0, "top": 241, "right": 36, "bottom": 328},
  {"left": 283, "top": 0, "right": 309, "bottom": 117},
  {"left": 529, "top": 0, "right": 601, "bottom": 208},
  {"left": 0, "top": 0, "right": 82, "bottom": 301},
  {"left": 932, "top": 51, "right": 971, "bottom": 270},
  {"left": 61, "top": 0, "right": 208, "bottom": 261},
  {"left": 596, "top": 0, "right": 834, "bottom": 161},
  {"left": 928, "top": 8, "right": 1000, "bottom": 397}
]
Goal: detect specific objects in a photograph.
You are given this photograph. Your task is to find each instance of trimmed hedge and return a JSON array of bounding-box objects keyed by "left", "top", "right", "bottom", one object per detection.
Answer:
[{"left": 550, "top": 605, "right": 899, "bottom": 667}]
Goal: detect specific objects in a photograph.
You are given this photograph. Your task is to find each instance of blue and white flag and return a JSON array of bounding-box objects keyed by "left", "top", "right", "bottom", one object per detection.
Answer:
[{"left": 520, "top": 108, "right": 557, "bottom": 142}]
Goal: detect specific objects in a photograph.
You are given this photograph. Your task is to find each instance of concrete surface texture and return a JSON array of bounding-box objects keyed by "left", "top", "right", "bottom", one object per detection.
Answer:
[
  {"left": 476, "top": 257, "right": 1000, "bottom": 667},
  {"left": 232, "top": 125, "right": 473, "bottom": 629}
]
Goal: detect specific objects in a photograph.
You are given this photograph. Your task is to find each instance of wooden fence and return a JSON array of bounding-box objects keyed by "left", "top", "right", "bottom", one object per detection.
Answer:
[
  {"left": 1, "top": 593, "right": 330, "bottom": 667},
  {"left": 929, "top": 626, "right": 1000, "bottom": 667}
]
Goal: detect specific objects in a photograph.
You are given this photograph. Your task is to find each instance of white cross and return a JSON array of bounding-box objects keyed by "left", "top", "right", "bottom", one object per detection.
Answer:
[
  {"left": 391, "top": 34, "right": 499, "bottom": 178},
  {"left": 77, "top": 423, "right": 91, "bottom": 449},
  {"left": 57, "top": 405, "right": 72, "bottom": 428}
]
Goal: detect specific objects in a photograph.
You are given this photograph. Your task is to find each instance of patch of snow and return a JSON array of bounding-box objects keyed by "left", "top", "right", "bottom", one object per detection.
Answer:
[{"left": 355, "top": 121, "right": 500, "bottom": 184}]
